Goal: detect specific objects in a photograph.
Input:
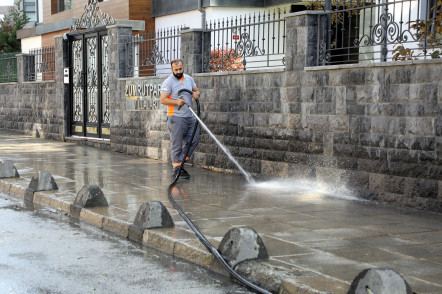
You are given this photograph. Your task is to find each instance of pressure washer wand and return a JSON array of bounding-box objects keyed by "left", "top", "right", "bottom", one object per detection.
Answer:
[{"left": 168, "top": 89, "right": 270, "bottom": 294}]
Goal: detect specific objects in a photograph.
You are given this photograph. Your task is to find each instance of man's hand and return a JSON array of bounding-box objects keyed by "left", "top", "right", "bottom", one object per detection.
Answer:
[
  {"left": 192, "top": 88, "right": 200, "bottom": 100},
  {"left": 177, "top": 99, "right": 186, "bottom": 106}
]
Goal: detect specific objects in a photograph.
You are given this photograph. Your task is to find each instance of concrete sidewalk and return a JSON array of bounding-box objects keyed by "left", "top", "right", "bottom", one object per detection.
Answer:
[{"left": 0, "top": 131, "right": 441, "bottom": 293}]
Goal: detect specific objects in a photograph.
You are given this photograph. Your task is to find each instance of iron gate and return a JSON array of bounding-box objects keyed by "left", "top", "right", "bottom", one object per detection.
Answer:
[{"left": 69, "top": 29, "right": 110, "bottom": 139}]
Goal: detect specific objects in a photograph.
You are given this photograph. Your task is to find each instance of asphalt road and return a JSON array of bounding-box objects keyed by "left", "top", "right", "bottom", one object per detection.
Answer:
[{"left": 0, "top": 195, "right": 251, "bottom": 294}]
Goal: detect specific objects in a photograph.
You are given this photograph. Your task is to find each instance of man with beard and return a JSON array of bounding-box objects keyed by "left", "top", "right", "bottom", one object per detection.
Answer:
[{"left": 160, "top": 59, "right": 201, "bottom": 180}]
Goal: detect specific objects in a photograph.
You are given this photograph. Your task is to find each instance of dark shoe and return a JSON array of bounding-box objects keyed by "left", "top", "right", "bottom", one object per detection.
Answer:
[
  {"left": 172, "top": 168, "right": 190, "bottom": 180},
  {"left": 180, "top": 168, "right": 190, "bottom": 179}
]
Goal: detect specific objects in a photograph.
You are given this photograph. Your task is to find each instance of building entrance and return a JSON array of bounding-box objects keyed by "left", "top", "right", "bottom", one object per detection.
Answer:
[{"left": 69, "top": 29, "right": 110, "bottom": 138}]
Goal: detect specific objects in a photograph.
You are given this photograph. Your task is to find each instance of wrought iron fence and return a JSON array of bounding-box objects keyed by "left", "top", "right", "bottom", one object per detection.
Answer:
[
  {"left": 126, "top": 26, "right": 182, "bottom": 77},
  {"left": 203, "top": 9, "right": 287, "bottom": 72},
  {"left": 27, "top": 46, "right": 56, "bottom": 81},
  {"left": 0, "top": 53, "right": 19, "bottom": 83},
  {"left": 317, "top": 0, "right": 442, "bottom": 65}
]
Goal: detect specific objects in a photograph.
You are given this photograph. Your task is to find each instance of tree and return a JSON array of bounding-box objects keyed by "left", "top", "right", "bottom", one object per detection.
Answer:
[{"left": 0, "top": 0, "right": 29, "bottom": 53}]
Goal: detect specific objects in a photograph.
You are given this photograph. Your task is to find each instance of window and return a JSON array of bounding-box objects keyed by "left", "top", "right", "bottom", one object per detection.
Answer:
[
  {"left": 23, "top": 0, "right": 36, "bottom": 22},
  {"left": 58, "top": 0, "right": 72, "bottom": 12}
]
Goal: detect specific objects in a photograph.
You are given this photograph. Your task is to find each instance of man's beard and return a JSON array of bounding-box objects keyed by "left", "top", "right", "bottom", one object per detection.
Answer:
[{"left": 173, "top": 72, "right": 183, "bottom": 79}]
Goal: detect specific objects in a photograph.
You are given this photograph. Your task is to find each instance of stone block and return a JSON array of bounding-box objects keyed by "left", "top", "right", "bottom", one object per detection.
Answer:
[
  {"left": 103, "top": 217, "right": 129, "bottom": 238},
  {"left": 128, "top": 224, "right": 144, "bottom": 243},
  {"left": 133, "top": 201, "right": 174, "bottom": 229},
  {"left": 261, "top": 160, "right": 288, "bottom": 177},
  {"left": 51, "top": 197, "right": 71, "bottom": 214},
  {"left": 74, "top": 184, "right": 109, "bottom": 208},
  {"left": 218, "top": 226, "right": 268, "bottom": 267},
  {"left": 348, "top": 268, "right": 412, "bottom": 294},
  {"left": 28, "top": 171, "right": 58, "bottom": 192},
  {"left": 369, "top": 174, "right": 405, "bottom": 194},
  {"left": 174, "top": 241, "right": 212, "bottom": 269},
  {"left": 79, "top": 209, "right": 104, "bottom": 228},
  {"left": 33, "top": 192, "right": 52, "bottom": 207},
  {"left": 0, "top": 160, "right": 19, "bottom": 178},
  {"left": 142, "top": 230, "right": 175, "bottom": 255},
  {"left": 405, "top": 117, "right": 434, "bottom": 136}
]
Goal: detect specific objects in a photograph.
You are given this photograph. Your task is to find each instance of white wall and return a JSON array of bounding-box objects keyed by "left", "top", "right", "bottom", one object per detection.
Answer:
[
  {"left": 155, "top": 10, "right": 202, "bottom": 30},
  {"left": 2, "top": 0, "right": 15, "bottom": 5},
  {"left": 21, "top": 35, "right": 42, "bottom": 53}
]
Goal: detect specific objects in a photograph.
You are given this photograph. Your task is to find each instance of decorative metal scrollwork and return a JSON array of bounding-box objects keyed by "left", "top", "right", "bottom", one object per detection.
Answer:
[
  {"left": 70, "top": 0, "right": 116, "bottom": 32},
  {"left": 140, "top": 44, "right": 165, "bottom": 66},
  {"left": 73, "top": 40, "right": 83, "bottom": 122},
  {"left": 101, "top": 35, "right": 110, "bottom": 124},
  {"left": 87, "top": 37, "right": 98, "bottom": 123},
  {"left": 355, "top": 12, "right": 418, "bottom": 47},
  {"left": 318, "top": 39, "right": 331, "bottom": 64},
  {"left": 235, "top": 32, "right": 264, "bottom": 57}
]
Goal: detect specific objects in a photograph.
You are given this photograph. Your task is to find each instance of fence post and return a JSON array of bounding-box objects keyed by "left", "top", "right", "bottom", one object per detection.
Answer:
[
  {"left": 285, "top": 11, "right": 323, "bottom": 70},
  {"left": 180, "top": 28, "right": 209, "bottom": 75},
  {"left": 16, "top": 54, "right": 25, "bottom": 83},
  {"left": 381, "top": 0, "right": 389, "bottom": 62}
]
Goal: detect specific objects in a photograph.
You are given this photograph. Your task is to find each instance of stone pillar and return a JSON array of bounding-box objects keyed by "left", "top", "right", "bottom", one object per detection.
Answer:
[
  {"left": 180, "top": 29, "right": 210, "bottom": 75},
  {"left": 107, "top": 25, "right": 133, "bottom": 80},
  {"left": 16, "top": 53, "right": 31, "bottom": 83},
  {"left": 285, "top": 11, "right": 323, "bottom": 70},
  {"left": 55, "top": 35, "right": 68, "bottom": 139},
  {"left": 106, "top": 25, "right": 133, "bottom": 134}
]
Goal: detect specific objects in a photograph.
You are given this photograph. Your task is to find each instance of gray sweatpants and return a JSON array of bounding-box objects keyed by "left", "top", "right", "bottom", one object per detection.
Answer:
[{"left": 167, "top": 115, "right": 200, "bottom": 172}]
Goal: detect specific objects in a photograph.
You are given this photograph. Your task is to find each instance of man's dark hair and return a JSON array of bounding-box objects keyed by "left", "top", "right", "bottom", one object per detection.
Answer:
[{"left": 171, "top": 59, "right": 183, "bottom": 67}]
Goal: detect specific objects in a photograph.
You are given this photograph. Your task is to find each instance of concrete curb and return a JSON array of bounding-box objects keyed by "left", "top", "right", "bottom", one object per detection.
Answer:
[{"left": 0, "top": 179, "right": 332, "bottom": 294}]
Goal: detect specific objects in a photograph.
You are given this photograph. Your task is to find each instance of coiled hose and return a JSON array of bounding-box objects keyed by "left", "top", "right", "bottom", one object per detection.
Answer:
[{"left": 167, "top": 88, "right": 271, "bottom": 294}]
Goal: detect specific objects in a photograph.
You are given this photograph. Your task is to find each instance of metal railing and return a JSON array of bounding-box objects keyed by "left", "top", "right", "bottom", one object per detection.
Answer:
[
  {"left": 203, "top": 9, "right": 287, "bottom": 72},
  {"left": 126, "top": 26, "right": 182, "bottom": 77},
  {"left": 0, "top": 53, "right": 18, "bottom": 83},
  {"left": 27, "top": 46, "right": 56, "bottom": 81},
  {"left": 317, "top": 0, "right": 442, "bottom": 65}
]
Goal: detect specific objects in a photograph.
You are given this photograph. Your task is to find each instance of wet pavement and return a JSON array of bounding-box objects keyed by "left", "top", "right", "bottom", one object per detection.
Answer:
[
  {"left": 0, "top": 197, "right": 251, "bottom": 293},
  {"left": 1, "top": 130, "right": 441, "bottom": 293}
]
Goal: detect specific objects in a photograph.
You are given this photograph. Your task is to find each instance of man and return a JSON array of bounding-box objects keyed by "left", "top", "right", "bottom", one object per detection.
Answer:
[{"left": 160, "top": 59, "right": 200, "bottom": 180}]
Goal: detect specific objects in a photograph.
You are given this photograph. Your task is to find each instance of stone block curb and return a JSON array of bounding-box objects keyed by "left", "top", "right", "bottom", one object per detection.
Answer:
[
  {"left": 80, "top": 209, "right": 105, "bottom": 229},
  {"left": 103, "top": 216, "right": 130, "bottom": 238},
  {"left": 0, "top": 179, "right": 327, "bottom": 294}
]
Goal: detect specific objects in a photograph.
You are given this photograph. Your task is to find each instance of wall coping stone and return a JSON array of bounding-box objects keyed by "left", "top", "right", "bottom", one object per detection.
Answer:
[
  {"left": 306, "top": 58, "right": 442, "bottom": 71},
  {"left": 119, "top": 76, "right": 169, "bottom": 81},
  {"left": 194, "top": 68, "right": 285, "bottom": 77},
  {"left": 285, "top": 11, "right": 324, "bottom": 18},
  {"left": 22, "top": 80, "right": 56, "bottom": 84}
]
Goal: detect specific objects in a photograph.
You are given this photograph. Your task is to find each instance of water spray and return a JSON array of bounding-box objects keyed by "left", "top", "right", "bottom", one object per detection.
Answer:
[{"left": 167, "top": 89, "right": 269, "bottom": 294}]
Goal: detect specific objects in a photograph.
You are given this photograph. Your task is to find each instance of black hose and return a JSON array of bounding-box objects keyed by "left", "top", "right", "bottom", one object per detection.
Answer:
[{"left": 167, "top": 88, "right": 271, "bottom": 294}]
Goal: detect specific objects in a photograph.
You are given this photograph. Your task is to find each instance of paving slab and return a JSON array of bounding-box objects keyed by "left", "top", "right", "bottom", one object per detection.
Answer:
[{"left": 0, "top": 130, "right": 442, "bottom": 293}]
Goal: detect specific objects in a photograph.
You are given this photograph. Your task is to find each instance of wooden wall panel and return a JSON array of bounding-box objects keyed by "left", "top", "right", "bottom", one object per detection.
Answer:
[
  {"left": 129, "top": 0, "right": 155, "bottom": 33},
  {"left": 43, "top": 0, "right": 130, "bottom": 25},
  {"left": 41, "top": 30, "right": 69, "bottom": 47}
]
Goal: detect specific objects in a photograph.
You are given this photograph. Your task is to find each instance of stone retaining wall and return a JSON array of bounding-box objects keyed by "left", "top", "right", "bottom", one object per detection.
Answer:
[{"left": 0, "top": 81, "right": 63, "bottom": 140}]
